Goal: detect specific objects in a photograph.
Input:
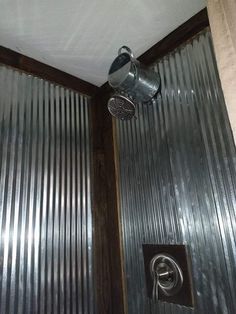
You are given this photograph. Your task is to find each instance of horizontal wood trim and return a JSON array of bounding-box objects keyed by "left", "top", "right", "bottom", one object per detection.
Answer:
[
  {"left": 139, "top": 8, "right": 209, "bottom": 65},
  {"left": 0, "top": 46, "right": 99, "bottom": 96}
]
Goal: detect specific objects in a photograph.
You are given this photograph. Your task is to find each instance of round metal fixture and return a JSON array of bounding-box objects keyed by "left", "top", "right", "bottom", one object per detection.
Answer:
[
  {"left": 107, "top": 94, "right": 136, "bottom": 120},
  {"left": 150, "top": 253, "right": 183, "bottom": 300},
  {"left": 107, "top": 46, "right": 161, "bottom": 120}
]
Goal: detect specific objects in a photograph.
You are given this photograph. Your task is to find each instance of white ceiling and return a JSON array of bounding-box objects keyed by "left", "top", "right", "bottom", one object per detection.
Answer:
[{"left": 0, "top": 0, "right": 206, "bottom": 86}]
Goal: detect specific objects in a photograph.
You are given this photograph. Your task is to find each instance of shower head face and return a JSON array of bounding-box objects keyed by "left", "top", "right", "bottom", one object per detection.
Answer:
[{"left": 107, "top": 94, "right": 135, "bottom": 120}]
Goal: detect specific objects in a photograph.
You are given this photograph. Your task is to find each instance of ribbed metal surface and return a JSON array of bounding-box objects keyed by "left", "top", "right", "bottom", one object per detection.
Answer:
[
  {"left": 0, "top": 65, "right": 93, "bottom": 314},
  {"left": 115, "top": 29, "right": 236, "bottom": 314}
]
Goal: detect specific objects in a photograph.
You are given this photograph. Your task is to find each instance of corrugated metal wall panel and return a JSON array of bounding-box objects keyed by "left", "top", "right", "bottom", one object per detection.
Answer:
[
  {"left": 115, "top": 29, "right": 236, "bottom": 313},
  {"left": 0, "top": 65, "right": 93, "bottom": 314}
]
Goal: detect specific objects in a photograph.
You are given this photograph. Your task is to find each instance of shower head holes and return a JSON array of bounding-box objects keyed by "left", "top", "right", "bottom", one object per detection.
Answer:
[{"left": 107, "top": 94, "right": 136, "bottom": 120}]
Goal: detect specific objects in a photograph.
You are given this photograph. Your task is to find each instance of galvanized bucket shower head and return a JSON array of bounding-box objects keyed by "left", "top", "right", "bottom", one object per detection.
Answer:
[{"left": 107, "top": 46, "right": 161, "bottom": 120}]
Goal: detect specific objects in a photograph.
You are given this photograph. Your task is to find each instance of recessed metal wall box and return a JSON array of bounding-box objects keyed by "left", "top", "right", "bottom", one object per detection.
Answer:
[{"left": 143, "top": 244, "right": 194, "bottom": 307}]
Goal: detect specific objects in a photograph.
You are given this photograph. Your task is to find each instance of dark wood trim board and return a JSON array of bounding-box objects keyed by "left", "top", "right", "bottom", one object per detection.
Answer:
[
  {"left": 0, "top": 46, "right": 99, "bottom": 96},
  {"left": 91, "top": 91, "right": 125, "bottom": 314},
  {"left": 138, "top": 8, "right": 209, "bottom": 65}
]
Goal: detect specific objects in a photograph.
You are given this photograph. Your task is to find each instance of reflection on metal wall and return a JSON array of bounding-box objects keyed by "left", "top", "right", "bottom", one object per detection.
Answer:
[
  {"left": 0, "top": 65, "right": 93, "bottom": 314},
  {"left": 115, "top": 29, "right": 236, "bottom": 314}
]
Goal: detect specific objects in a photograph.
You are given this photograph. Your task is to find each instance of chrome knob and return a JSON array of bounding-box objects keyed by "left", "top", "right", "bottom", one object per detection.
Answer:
[{"left": 150, "top": 253, "right": 183, "bottom": 300}]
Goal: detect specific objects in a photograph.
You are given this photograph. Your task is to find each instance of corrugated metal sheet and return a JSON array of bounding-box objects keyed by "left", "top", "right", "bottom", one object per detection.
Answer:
[
  {"left": 115, "top": 29, "right": 236, "bottom": 314},
  {"left": 0, "top": 65, "right": 94, "bottom": 314}
]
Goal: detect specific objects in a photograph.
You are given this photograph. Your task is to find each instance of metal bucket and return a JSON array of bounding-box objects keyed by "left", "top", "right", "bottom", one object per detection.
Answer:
[{"left": 108, "top": 46, "right": 161, "bottom": 103}]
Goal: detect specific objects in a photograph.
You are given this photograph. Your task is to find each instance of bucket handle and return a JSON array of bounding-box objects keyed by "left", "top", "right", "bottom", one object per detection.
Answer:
[{"left": 118, "top": 46, "right": 135, "bottom": 59}]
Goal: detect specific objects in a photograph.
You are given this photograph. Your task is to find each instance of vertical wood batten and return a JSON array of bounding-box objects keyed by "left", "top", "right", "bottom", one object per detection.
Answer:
[{"left": 91, "top": 91, "right": 125, "bottom": 314}]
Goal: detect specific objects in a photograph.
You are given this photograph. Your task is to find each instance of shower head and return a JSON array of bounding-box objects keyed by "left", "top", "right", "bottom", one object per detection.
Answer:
[
  {"left": 107, "top": 94, "right": 136, "bottom": 120},
  {"left": 107, "top": 46, "right": 161, "bottom": 120}
]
